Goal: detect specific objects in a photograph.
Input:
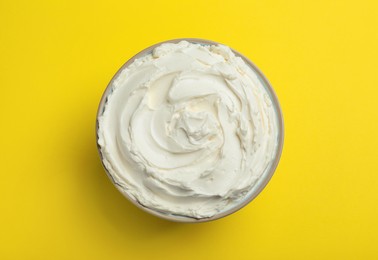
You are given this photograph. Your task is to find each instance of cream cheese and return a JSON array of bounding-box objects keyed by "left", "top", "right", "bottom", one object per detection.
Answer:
[{"left": 97, "top": 40, "right": 281, "bottom": 219}]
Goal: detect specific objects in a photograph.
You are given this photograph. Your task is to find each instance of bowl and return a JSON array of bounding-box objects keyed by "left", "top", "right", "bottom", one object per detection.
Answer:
[{"left": 96, "top": 38, "right": 284, "bottom": 222}]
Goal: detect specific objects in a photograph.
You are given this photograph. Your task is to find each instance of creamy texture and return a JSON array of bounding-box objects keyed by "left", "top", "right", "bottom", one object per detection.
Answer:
[{"left": 97, "top": 41, "right": 280, "bottom": 219}]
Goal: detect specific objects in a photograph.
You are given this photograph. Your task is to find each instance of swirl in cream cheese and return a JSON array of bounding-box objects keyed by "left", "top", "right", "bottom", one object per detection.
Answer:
[{"left": 97, "top": 41, "right": 281, "bottom": 219}]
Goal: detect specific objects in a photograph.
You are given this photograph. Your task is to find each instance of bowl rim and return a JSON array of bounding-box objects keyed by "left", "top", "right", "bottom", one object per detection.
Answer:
[{"left": 96, "top": 38, "right": 284, "bottom": 223}]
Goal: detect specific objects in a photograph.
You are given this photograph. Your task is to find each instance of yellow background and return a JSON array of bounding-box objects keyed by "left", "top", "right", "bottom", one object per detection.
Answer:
[{"left": 1, "top": 0, "right": 378, "bottom": 259}]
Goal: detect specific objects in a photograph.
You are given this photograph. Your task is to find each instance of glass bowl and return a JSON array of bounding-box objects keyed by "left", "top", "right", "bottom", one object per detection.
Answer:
[{"left": 96, "top": 38, "right": 284, "bottom": 222}]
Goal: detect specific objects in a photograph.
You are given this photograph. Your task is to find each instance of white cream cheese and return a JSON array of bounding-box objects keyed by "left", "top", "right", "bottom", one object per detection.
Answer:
[{"left": 97, "top": 40, "right": 281, "bottom": 219}]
